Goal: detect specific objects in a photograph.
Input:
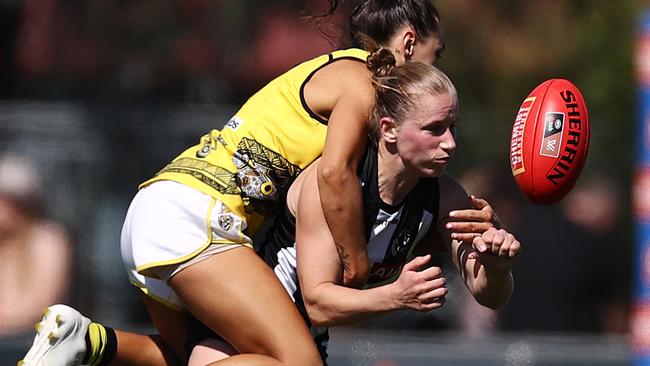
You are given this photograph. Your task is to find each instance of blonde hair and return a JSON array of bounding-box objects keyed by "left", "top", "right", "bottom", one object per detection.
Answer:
[{"left": 366, "top": 48, "right": 457, "bottom": 137}]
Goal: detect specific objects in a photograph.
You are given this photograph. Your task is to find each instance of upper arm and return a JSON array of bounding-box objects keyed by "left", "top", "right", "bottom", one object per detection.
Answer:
[
  {"left": 318, "top": 62, "right": 375, "bottom": 174},
  {"left": 295, "top": 167, "right": 345, "bottom": 296}
]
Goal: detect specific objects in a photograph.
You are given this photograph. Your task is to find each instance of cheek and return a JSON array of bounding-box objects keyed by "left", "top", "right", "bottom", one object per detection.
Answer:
[{"left": 400, "top": 134, "right": 438, "bottom": 157}]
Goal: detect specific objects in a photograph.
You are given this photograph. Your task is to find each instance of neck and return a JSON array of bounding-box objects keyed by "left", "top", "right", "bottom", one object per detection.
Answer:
[{"left": 377, "top": 141, "right": 420, "bottom": 205}]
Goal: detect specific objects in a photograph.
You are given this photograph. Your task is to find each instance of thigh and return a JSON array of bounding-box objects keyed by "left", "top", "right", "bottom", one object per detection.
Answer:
[
  {"left": 188, "top": 339, "right": 236, "bottom": 366},
  {"left": 168, "top": 246, "right": 321, "bottom": 365},
  {"left": 139, "top": 294, "right": 190, "bottom": 363}
]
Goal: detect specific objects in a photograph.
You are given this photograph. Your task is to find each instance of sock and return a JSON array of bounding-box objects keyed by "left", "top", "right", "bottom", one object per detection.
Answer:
[{"left": 83, "top": 322, "right": 117, "bottom": 366}]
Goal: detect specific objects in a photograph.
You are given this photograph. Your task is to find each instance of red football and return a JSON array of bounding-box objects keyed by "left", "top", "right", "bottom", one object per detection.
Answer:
[{"left": 509, "top": 79, "right": 590, "bottom": 205}]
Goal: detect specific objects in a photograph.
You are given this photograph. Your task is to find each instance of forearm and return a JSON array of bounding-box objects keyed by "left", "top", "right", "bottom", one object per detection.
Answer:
[
  {"left": 468, "top": 265, "right": 513, "bottom": 310},
  {"left": 317, "top": 163, "right": 368, "bottom": 287},
  {"left": 304, "top": 282, "right": 398, "bottom": 327}
]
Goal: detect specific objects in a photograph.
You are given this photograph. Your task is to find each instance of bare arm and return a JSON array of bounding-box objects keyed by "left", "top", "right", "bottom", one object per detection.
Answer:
[
  {"left": 437, "top": 175, "right": 519, "bottom": 310},
  {"left": 316, "top": 66, "right": 375, "bottom": 289},
  {"left": 296, "top": 166, "right": 447, "bottom": 327}
]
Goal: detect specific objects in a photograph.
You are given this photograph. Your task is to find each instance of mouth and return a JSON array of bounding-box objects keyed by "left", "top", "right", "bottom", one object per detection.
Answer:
[{"left": 434, "top": 157, "right": 451, "bottom": 165}]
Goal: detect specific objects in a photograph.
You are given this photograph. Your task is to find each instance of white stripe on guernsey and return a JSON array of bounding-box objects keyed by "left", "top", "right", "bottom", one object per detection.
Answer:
[
  {"left": 273, "top": 247, "right": 298, "bottom": 301},
  {"left": 414, "top": 211, "right": 435, "bottom": 243},
  {"left": 368, "top": 208, "right": 402, "bottom": 262}
]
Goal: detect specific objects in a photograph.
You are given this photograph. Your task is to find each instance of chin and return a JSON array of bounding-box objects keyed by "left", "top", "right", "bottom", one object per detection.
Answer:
[{"left": 420, "top": 166, "right": 445, "bottom": 178}]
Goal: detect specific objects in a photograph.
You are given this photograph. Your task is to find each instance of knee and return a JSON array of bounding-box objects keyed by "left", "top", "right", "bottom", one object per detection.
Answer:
[{"left": 277, "top": 348, "right": 323, "bottom": 366}]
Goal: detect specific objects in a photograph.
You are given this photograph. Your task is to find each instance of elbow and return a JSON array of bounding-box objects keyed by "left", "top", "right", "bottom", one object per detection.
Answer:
[
  {"left": 304, "top": 298, "right": 335, "bottom": 327},
  {"left": 317, "top": 159, "right": 355, "bottom": 187}
]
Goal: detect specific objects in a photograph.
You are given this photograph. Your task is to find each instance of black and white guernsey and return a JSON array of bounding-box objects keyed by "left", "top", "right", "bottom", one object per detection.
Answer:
[{"left": 260, "top": 140, "right": 440, "bottom": 362}]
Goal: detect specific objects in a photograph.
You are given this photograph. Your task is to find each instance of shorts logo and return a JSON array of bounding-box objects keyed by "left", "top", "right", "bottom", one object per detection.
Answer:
[
  {"left": 218, "top": 215, "right": 233, "bottom": 232},
  {"left": 540, "top": 112, "right": 565, "bottom": 158},
  {"left": 225, "top": 116, "right": 244, "bottom": 130}
]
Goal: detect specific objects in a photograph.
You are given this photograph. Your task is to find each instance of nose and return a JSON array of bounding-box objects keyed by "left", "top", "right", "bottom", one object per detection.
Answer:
[{"left": 439, "top": 128, "right": 456, "bottom": 154}]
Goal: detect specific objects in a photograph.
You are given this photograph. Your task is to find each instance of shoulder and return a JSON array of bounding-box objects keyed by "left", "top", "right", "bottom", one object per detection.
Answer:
[
  {"left": 438, "top": 174, "right": 470, "bottom": 217},
  {"left": 315, "top": 56, "right": 374, "bottom": 99}
]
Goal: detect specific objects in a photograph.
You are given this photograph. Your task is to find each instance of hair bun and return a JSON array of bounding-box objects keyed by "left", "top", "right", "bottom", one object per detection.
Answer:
[{"left": 366, "top": 48, "right": 397, "bottom": 77}]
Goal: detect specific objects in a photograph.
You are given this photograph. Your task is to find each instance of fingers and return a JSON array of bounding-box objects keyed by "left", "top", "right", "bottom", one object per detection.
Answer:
[
  {"left": 448, "top": 222, "right": 493, "bottom": 241},
  {"left": 417, "top": 277, "right": 447, "bottom": 300},
  {"left": 448, "top": 208, "right": 490, "bottom": 223},
  {"left": 397, "top": 263, "right": 447, "bottom": 311},
  {"left": 473, "top": 228, "right": 520, "bottom": 259},
  {"left": 414, "top": 274, "right": 447, "bottom": 311},
  {"left": 468, "top": 194, "right": 489, "bottom": 209},
  {"left": 418, "top": 296, "right": 447, "bottom": 311},
  {"left": 419, "top": 265, "right": 443, "bottom": 281},
  {"left": 447, "top": 195, "right": 501, "bottom": 235},
  {"left": 402, "top": 254, "right": 432, "bottom": 272}
]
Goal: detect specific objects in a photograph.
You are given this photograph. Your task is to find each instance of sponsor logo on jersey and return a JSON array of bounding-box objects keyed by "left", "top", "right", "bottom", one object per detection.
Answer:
[
  {"left": 225, "top": 116, "right": 244, "bottom": 130},
  {"left": 368, "top": 262, "right": 402, "bottom": 284},
  {"left": 390, "top": 229, "right": 413, "bottom": 256}
]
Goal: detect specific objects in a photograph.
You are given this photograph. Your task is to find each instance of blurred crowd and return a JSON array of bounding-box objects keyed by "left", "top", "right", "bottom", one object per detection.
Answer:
[
  {"left": 1, "top": 0, "right": 346, "bottom": 102},
  {"left": 0, "top": 154, "right": 72, "bottom": 337}
]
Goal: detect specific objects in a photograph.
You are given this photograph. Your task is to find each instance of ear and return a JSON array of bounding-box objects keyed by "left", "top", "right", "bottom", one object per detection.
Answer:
[
  {"left": 379, "top": 116, "right": 398, "bottom": 143},
  {"left": 402, "top": 28, "right": 416, "bottom": 60}
]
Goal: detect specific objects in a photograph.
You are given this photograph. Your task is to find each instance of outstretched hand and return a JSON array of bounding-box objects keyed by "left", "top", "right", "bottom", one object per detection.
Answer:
[
  {"left": 446, "top": 195, "right": 501, "bottom": 241},
  {"left": 389, "top": 255, "right": 447, "bottom": 312},
  {"left": 471, "top": 228, "right": 520, "bottom": 272}
]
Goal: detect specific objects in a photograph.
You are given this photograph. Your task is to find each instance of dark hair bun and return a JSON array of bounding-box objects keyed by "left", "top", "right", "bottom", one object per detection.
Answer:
[{"left": 366, "top": 48, "right": 397, "bottom": 77}]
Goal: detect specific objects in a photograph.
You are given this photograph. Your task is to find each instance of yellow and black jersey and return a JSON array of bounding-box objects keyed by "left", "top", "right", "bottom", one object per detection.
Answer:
[{"left": 141, "top": 48, "right": 369, "bottom": 234}]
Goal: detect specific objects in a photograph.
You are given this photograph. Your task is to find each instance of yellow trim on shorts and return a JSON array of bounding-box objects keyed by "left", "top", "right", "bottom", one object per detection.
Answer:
[
  {"left": 129, "top": 279, "right": 185, "bottom": 312},
  {"left": 135, "top": 197, "right": 219, "bottom": 277}
]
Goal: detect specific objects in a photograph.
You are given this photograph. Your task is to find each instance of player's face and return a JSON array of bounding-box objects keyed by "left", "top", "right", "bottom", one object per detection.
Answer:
[
  {"left": 412, "top": 34, "right": 445, "bottom": 66},
  {"left": 395, "top": 93, "right": 458, "bottom": 177}
]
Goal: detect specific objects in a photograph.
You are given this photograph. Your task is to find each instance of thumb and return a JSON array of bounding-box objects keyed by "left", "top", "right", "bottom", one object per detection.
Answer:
[
  {"left": 403, "top": 254, "right": 431, "bottom": 272},
  {"left": 472, "top": 236, "right": 488, "bottom": 253},
  {"left": 469, "top": 194, "right": 488, "bottom": 209}
]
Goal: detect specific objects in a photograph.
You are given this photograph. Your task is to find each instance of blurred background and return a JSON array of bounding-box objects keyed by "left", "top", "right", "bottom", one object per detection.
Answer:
[{"left": 0, "top": 1, "right": 641, "bottom": 365}]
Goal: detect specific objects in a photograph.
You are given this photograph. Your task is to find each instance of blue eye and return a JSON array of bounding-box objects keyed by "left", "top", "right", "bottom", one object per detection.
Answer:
[
  {"left": 428, "top": 126, "right": 446, "bottom": 135},
  {"left": 450, "top": 124, "right": 457, "bottom": 137},
  {"left": 428, "top": 124, "right": 455, "bottom": 136}
]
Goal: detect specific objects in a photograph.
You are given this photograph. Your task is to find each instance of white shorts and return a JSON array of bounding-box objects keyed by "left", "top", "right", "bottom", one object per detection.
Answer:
[{"left": 121, "top": 180, "right": 253, "bottom": 310}]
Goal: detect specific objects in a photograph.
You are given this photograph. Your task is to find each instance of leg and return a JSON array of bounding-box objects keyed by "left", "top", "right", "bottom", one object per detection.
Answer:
[
  {"left": 188, "top": 339, "right": 236, "bottom": 365},
  {"left": 169, "top": 246, "right": 322, "bottom": 366},
  {"left": 113, "top": 297, "right": 182, "bottom": 366},
  {"left": 19, "top": 304, "right": 177, "bottom": 366},
  {"left": 132, "top": 294, "right": 188, "bottom": 365}
]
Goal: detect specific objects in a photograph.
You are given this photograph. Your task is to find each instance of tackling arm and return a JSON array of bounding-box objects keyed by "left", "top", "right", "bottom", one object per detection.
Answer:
[{"left": 316, "top": 69, "right": 374, "bottom": 289}]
